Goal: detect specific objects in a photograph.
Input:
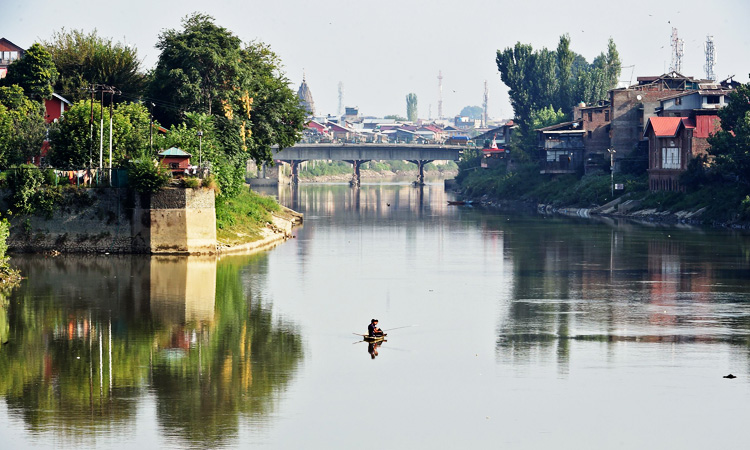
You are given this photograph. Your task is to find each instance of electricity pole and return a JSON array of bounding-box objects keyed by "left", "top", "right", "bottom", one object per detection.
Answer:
[{"left": 608, "top": 148, "right": 616, "bottom": 197}]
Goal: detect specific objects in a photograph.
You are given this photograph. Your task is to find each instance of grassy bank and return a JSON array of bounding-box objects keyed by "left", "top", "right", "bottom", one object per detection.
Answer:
[
  {"left": 215, "top": 188, "right": 282, "bottom": 245},
  {"left": 458, "top": 163, "right": 750, "bottom": 224}
]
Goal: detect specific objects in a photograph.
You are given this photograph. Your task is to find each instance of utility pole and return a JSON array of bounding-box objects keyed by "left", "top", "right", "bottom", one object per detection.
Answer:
[
  {"left": 196, "top": 131, "right": 203, "bottom": 170},
  {"left": 482, "top": 80, "right": 488, "bottom": 128},
  {"left": 608, "top": 148, "right": 616, "bottom": 197},
  {"left": 99, "top": 88, "right": 105, "bottom": 174},
  {"left": 149, "top": 102, "right": 154, "bottom": 154},
  {"left": 89, "top": 86, "right": 95, "bottom": 169}
]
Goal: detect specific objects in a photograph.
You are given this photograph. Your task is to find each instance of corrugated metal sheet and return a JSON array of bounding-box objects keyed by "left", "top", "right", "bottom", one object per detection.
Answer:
[
  {"left": 647, "top": 117, "right": 684, "bottom": 137},
  {"left": 694, "top": 115, "right": 721, "bottom": 139}
]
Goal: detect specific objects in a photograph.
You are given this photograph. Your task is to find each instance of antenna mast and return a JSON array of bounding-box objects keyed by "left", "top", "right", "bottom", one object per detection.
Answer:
[
  {"left": 437, "top": 70, "right": 443, "bottom": 119},
  {"left": 669, "top": 27, "right": 684, "bottom": 73},
  {"left": 704, "top": 36, "right": 716, "bottom": 81},
  {"left": 482, "top": 80, "right": 488, "bottom": 128}
]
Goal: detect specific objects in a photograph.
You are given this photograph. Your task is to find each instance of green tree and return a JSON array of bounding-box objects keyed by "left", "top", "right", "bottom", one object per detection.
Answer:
[
  {"left": 48, "top": 100, "right": 154, "bottom": 168},
  {"left": 707, "top": 78, "right": 750, "bottom": 185},
  {"left": 406, "top": 93, "right": 418, "bottom": 122},
  {"left": 0, "top": 86, "right": 47, "bottom": 167},
  {"left": 2, "top": 43, "right": 58, "bottom": 100},
  {"left": 43, "top": 29, "right": 146, "bottom": 102},
  {"left": 556, "top": 34, "right": 575, "bottom": 111},
  {"left": 459, "top": 105, "right": 483, "bottom": 120},
  {"left": 384, "top": 114, "right": 406, "bottom": 121},
  {"left": 149, "top": 13, "right": 307, "bottom": 195}
]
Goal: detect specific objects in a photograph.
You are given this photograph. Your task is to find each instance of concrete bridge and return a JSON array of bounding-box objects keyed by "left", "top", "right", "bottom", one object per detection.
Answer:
[{"left": 269, "top": 143, "right": 463, "bottom": 185}]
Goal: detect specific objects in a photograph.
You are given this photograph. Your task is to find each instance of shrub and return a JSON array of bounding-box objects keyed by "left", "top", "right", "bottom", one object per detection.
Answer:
[
  {"left": 6, "top": 165, "right": 44, "bottom": 214},
  {"left": 183, "top": 177, "right": 201, "bottom": 189},
  {"left": 127, "top": 158, "right": 170, "bottom": 193}
]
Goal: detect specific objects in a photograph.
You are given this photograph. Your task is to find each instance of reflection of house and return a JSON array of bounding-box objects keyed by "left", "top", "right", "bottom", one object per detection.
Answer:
[
  {"left": 0, "top": 38, "right": 24, "bottom": 79},
  {"left": 158, "top": 147, "right": 192, "bottom": 175},
  {"left": 537, "top": 120, "right": 585, "bottom": 174},
  {"left": 645, "top": 115, "right": 721, "bottom": 191}
]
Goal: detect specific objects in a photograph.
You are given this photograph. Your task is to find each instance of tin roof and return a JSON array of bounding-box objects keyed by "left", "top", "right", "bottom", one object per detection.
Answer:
[
  {"left": 158, "top": 147, "right": 191, "bottom": 157},
  {"left": 645, "top": 117, "right": 685, "bottom": 138}
]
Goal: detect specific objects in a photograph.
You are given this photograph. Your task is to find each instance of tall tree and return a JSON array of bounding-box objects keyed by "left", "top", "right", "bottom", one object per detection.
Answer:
[
  {"left": 707, "top": 78, "right": 750, "bottom": 185},
  {"left": 2, "top": 43, "right": 58, "bottom": 100},
  {"left": 406, "top": 93, "right": 418, "bottom": 122},
  {"left": 43, "top": 29, "right": 145, "bottom": 102},
  {"left": 556, "top": 34, "right": 575, "bottom": 111},
  {"left": 459, "top": 105, "right": 483, "bottom": 120}
]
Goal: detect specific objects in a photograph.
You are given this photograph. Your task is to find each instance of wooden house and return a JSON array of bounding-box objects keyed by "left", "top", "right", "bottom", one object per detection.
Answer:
[{"left": 158, "top": 147, "right": 192, "bottom": 175}]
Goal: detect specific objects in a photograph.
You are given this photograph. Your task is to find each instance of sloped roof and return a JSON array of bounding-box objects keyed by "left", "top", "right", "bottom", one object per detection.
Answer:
[
  {"left": 692, "top": 115, "right": 721, "bottom": 139},
  {"left": 159, "top": 147, "right": 191, "bottom": 157},
  {"left": 645, "top": 117, "right": 685, "bottom": 138}
]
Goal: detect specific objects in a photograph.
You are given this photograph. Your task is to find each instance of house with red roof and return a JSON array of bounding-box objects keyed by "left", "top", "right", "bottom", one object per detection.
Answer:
[
  {"left": 644, "top": 115, "right": 721, "bottom": 191},
  {"left": 0, "top": 38, "right": 24, "bottom": 79}
]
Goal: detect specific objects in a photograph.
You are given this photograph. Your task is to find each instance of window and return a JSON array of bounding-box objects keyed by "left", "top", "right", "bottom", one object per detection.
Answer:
[
  {"left": 706, "top": 96, "right": 720, "bottom": 104},
  {"left": 588, "top": 131, "right": 592, "bottom": 139},
  {"left": 675, "top": 97, "right": 682, "bottom": 105},
  {"left": 588, "top": 112, "right": 592, "bottom": 121},
  {"left": 604, "top": 110, "right": 610, "bottom": 121},
  {"left": 169, "top": 162, "right": 180, "bottom": 169},
  {"left": 662, "top": 147, "right": 680, "bottom": 169}
]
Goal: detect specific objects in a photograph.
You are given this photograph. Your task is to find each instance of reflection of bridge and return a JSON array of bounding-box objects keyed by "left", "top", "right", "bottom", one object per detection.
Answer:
[{"left": 270, "top": 143, "right": 463, "bottom": 186}]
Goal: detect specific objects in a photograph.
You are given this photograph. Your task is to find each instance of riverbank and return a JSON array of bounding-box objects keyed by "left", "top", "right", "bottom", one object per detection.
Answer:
[{"left": 217, "top": 205, "right": 302, "bottom": 255}]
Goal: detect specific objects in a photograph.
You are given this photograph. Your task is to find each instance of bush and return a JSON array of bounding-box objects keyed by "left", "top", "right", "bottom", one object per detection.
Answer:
[
  {"left": 127, "top": 158, "right": 170, "bottom": 193},
  {"left": 6, "top": 165, "right": 44, "bottom": 214},
  {"left": 183, "top": 177, "right": 201, "bottom": 189}
]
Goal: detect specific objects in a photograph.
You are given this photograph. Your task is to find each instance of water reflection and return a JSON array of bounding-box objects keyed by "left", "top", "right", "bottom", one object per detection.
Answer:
[
  {"left": 0, "top": 253, "right": 302, "bottom": 447},
  {"left": 489, "top": 214, "right": 750, "bottom": 369}
]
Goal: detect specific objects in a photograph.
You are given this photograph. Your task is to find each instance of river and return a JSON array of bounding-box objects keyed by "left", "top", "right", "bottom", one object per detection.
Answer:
[{"left": 1, "top": 181, "right": 750, "bottom": 449}]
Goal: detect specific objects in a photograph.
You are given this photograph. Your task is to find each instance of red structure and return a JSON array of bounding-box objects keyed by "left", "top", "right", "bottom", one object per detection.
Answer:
[{"left": 158, "top": 147, "right": 192, "bottom": 175}]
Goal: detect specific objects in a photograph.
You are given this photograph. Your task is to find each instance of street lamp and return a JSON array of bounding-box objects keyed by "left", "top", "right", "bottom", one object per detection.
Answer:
[
  {"left": 608, "top": 148, "right": 616, "bottom": 197},
  {"left": 196, "top": 131, "right": 203, "bottom": 172}
]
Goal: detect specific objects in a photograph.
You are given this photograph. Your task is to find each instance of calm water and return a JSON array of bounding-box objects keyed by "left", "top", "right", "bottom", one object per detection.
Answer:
[{"left": 2, "top": 181, "right": 750, "bottom": 449}]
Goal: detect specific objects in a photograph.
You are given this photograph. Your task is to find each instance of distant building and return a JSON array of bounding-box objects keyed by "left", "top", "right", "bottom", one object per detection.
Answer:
[
  {"left": 158, "top": 147, "right": 192, "bottom": 175},
  {"left": 537, "top": 120, "right": 585, "bottom": 174},
  {"left": 297, "top": 76, "right": 315, "bottom": 117},
  {"left": 0, "top": 38, "right": 24, "bottom": 79},
  {"left": 645, "top": 115, "right": 721, "bottom": 192},
  {"left": 472, "top": 122, "right": 515, "bottom": 169},
  {"left": 573, "top": 101, "right": 611, "bottom": 173}
]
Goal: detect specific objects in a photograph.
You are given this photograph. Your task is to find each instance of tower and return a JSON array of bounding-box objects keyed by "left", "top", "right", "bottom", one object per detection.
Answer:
[
  {"left": 704, "top": 36, "right": 716, "bottom": 81},
  {"left": 437, "top": 70, "right": 443, "bottom": 120},
  {"left": 669, "top": 28, "right": 684, "bottom": 74},
  {"left": 482, "top": 80, "right": 488, "bottom": 128}
]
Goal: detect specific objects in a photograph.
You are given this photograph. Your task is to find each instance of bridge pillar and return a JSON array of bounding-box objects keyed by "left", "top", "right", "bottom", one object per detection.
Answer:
[
  {"left": 347, "top": 160, "right": 362, "bottom": 187},
  {"left": 290, "top": 160, "right": 300, "bottom": 185},
  {"left": 409, "top": 160, "right": 432, "bottom": 186}
]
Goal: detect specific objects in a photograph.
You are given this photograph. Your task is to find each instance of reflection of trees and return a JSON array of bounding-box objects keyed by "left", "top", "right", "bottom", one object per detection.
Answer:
[
  {"left": 0, "top": 254, "right": 303, "bottom": 446},
  {"left": 151, "top": 255, "right": 302, "bottom": 445}
]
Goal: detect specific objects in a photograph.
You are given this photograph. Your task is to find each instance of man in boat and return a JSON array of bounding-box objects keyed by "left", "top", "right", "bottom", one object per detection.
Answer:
[{"left": 368, "top": 319, "right": 385, "bottom": 337}]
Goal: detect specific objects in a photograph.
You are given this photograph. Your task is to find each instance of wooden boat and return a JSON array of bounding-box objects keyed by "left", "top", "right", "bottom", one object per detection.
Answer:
[
  {"left": 447, "top": 200, "right": 466, "bottom": 205},
  {"left": 354, "top": 333, "right": 387, "bottom": 342}
]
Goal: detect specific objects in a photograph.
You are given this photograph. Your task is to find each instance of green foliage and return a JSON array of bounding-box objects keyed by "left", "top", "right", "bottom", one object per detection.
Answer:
[
  {"left": 496, "top": 35, "right": 620, "bottom": 133},
  {"left": 0, "top": 86, "right": 47, "bottom": 168},
  {"left": 6, "top": 165, "right": 44, "bottom": 214},
  {"left": 43, "top": 29, "right": 146, "bottom": 102},
  {"left": 1, "top": 43, "right": 58, "bottom": 99},
  {"left": 406, "top": 93, "right": 418, "bottom": 122},
  {"left": 183, "top": 177, "right": 201, "bottom": 189},
  {"left": 48, "top": 100, "right": 153, "bottom": 168},
  {"left": 215, "top": 188, "right": 281, "bottom": 244},
  {"left": 149, "top": 13, "right": 307, "bottom": 197},
  {"left": 459, "top": 105, "right": 483, "bottom": 120},
  {"left": 707, "top": 78, "right": 750, "bottom": 185},
  {"left": 384, "top": 114, "right": 406, "bottom": 121},
  {"left": 126, "top": 158, "right": 170, "bottom": 193}
]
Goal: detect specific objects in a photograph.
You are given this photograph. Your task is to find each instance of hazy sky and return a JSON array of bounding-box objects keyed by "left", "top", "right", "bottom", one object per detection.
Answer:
[{"left": 5, "top": 0, "right": 749, "bottom": 120}]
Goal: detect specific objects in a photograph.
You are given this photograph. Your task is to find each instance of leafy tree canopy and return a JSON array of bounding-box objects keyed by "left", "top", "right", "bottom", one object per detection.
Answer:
[
  {"left": 2, "top": 43, "right": 58, "bottom": 100},
  {"left": 459, "top": 105, "right": 483, "bottom": 120},
  {"left": 496, "top": 35, "right": 620, "bottom": 133},
  {"left": 42, "top": 29, "right": 146, "bottom": 102},
  {"left": 0, "top": 86, "right": 47, "bottom": 167},
  {"left": 707, "top": 77, "right": 750, "bottom": 185},
  {"left": 149, "top": 13, "right": 307, "bottom": 170},
  {"left": 384, "top": 115, "right": 406, "bottom": 121}
]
